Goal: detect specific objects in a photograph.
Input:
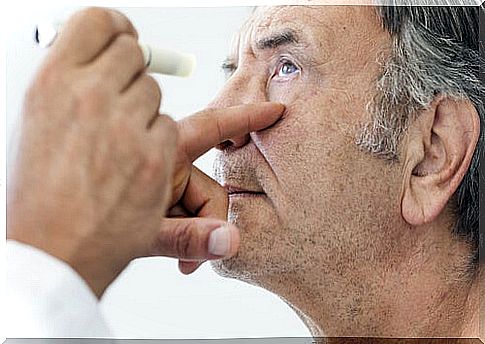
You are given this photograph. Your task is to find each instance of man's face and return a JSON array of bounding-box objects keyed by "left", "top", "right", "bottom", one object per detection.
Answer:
[{"left": 211, "top": 6, "right": 406, "bottom": 288}]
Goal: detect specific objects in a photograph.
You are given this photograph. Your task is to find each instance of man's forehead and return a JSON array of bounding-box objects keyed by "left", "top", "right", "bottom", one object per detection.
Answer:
[
  {"left": 231, "top": 6, "right": 382, "bottom": 53},
  {"left": 237, "top": 7, "right": 324, "bottom": 47}
]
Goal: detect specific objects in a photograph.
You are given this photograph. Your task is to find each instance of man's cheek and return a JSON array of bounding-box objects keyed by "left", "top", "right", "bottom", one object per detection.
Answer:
[
  {"left": 253, "top": 102, "right": 336, "bottom": 169},
  {"left": 252, "top": 95, "right": 314, "bottom": 149},
  {"left": 267, "top": 83, "right": 292, "bottom": 104},
  {"left": 267, "top": 81, "right": 311, "bottom": 107}
]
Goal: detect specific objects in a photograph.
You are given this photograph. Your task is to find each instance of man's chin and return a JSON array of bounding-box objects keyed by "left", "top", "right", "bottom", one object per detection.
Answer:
[
  {"left": 212, "top": 196, "right": 292, "bottom": 284},
  {"left": 210, "top": 249, "right": 297, "bottom": 287},
  {"left": 210, "top": 255, "right": 265, "bottom": 285}
]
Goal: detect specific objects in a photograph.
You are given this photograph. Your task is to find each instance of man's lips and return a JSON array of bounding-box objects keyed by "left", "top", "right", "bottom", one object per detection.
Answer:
[{"left": 223, "top": 185, "right": 265, "bottom": 197}]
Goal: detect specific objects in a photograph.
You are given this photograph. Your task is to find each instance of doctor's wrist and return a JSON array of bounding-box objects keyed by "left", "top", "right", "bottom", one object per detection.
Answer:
[{"left": 7, "top": 227, "right": 129, "bottom": 298}]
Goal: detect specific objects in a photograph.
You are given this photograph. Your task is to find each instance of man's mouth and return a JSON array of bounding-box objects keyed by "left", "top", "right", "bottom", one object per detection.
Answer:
[{"left": 223, "top": 185, "right": 266, "bottom": 198}]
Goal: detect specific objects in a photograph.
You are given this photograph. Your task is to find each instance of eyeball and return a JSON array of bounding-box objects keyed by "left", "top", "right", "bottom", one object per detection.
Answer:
[{"left": 274, "top": 59, "right": 300, "bottom": 80}]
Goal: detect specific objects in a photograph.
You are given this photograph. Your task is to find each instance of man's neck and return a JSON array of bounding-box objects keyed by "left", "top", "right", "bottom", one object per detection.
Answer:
[
  {"left": 460, "top": 268, "right": 483, "bottom": 340},
  {"left": 259, "top": 246, "right": 480, "bottom": 337}
]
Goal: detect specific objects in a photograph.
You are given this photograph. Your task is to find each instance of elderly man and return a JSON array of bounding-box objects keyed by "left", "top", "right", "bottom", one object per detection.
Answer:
[{"left": 208, "top": 5, "right": 484, "bottom": 339}]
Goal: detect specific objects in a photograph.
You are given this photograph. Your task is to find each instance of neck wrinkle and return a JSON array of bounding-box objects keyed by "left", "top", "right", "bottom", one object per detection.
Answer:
[{"left": 261, "top": 250, "right": 477, "bottom": 337}]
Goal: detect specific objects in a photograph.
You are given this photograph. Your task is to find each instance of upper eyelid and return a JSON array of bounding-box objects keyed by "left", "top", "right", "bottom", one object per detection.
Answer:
[
  {"left": 274, "top": 56, "right": 301, "bottom": 73},
  {"left": 277, "top": 56, "right": 298, "bottom": 66},
  {"left": 277, "top": 46, "right": 319, "bottom": 69}
]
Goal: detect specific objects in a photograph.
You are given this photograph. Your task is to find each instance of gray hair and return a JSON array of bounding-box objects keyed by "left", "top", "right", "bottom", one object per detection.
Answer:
[{"left": 357, "top": 6, "right": 484, "bottom": 268}]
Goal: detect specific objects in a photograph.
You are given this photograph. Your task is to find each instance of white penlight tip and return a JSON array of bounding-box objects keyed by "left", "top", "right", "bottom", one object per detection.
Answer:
[
  {"left": 141, "top": 44, "right": 196, "bottom": 77},
  {"left": 177, "top": 53, "right": 197, "bottom": 78}
]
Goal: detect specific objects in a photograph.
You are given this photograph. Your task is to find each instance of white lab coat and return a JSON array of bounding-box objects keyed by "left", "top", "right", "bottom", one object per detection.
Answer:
[{"left": 5, "top": 240, "right": 112, "bottom": 338}]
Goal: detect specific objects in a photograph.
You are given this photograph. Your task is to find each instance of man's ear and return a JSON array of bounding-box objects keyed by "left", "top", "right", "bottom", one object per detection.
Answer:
[{"left": 401, "top": 96, "right": 480, "bottom": 226}]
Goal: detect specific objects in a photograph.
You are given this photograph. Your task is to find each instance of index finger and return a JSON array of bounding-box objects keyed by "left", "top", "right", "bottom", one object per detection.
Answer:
[
  {"left": 178, "top": 102, "right": 285, "bottom": 161},
  {"left": 52, "top": 7, "right": 138, "bottom": 65}
]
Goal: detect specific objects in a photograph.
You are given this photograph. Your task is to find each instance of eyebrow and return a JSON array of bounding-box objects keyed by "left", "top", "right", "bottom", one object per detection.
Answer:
[{"left": 255, "top": 29, "right": 299, "bottom": 50}]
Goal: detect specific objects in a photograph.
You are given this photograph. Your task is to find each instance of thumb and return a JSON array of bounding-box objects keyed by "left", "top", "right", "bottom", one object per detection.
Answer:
[
  {"left": 150, "top": 217, "right": 240, "bottom": 260},
  {"left": 178, "top": 259, "right": 205, "bottom": 275}
]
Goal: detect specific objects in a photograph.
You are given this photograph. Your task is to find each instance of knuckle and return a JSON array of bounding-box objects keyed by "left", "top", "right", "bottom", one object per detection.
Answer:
[
  {"left": 158, "top": 114, "right": 176, "bottom": 129},
  {"left": 116, "top": 34, "right": 137, "bottom": 52},
  {"left": 100, "top": 35, "right": 144, "bottom": 77},
  {"left": 143, "top": 75, "right": 161, "bottom": 100},
  {"left": 119, "top": 35, "right": 144, "bottom": 67},
  {"left": 159, "top": 115, "right": 178, "bottom": 144},
  {"left": 136, "top": 75, "right": 161, "bottom": 111},
  {"left": 172, "top": 222, "right": 196, "bottom": 258},
  {"left": 78, "top": 7, "right": 116, "bottom": 33},
  {"left": 71, "top": 8, "right": 138, "bottom": 40}
]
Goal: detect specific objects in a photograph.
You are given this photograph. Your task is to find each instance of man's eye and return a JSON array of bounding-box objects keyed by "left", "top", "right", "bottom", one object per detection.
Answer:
[
  {"left": 221, "top": 61, "right": 237, "bottom": 79},
  {"left": 275, "top": 59, "right": 300, "bottom": 78}
]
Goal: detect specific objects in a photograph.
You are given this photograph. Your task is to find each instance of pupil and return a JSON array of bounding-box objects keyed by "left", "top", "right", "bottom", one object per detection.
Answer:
[{"left": 280, "top": 62, "right": 297, "bottom": 76}]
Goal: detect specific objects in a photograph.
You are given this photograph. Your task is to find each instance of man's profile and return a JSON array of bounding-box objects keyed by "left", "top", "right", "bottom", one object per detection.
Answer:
[{"left": 210, "top": 5, "right": 483, "bottom": 338}]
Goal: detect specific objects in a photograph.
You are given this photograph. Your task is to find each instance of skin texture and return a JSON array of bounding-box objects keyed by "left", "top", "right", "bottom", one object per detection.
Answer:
[{"left": 210, "top": 6, "right": 483, "bottom": 338}]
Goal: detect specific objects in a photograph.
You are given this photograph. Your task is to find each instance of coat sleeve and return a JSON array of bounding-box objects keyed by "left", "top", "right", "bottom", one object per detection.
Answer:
[{"left": 6, "top": 240, "right": 112, "bottom": 338}]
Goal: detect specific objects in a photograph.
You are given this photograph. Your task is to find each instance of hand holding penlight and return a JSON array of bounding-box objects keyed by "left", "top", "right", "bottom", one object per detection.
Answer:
[{"left": 34, "top": 21, "right": 196, "bottom": 77}]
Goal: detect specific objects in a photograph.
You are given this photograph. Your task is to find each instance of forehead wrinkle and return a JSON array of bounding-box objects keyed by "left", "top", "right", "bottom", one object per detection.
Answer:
[
  {"left": 234, "top": 14, "right": 260, "bottom": 61},
  {"left": 251, "top": 8, "right": 334, "bottom": 59},
  {"left": 225, "top": 14, "right": 257, "bottom": 67}
]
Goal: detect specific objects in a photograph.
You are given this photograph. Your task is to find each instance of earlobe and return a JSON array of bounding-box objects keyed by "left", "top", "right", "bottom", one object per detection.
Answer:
[
  {"left": 401, "top": 97, "right": 480, "bottom": 227},
  {"left": 402, "top": 175, "right": 451, "bottom": 226},
  {"left": 402, "top": 186, "right": 426, "bottom": 226}
]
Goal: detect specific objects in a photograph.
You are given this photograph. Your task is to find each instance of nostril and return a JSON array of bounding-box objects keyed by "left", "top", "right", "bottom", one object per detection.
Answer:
[
  {"left": 216, "top": 140, "right": 233, "bottom": 151},
  {"left": 215, "top": 134, "right": 251, "bottom": 151}
]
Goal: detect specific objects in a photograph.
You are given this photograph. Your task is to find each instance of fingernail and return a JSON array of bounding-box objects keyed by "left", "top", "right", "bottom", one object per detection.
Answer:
[{"left": 208, "top": 225, "right": 232, "bottom": 256}]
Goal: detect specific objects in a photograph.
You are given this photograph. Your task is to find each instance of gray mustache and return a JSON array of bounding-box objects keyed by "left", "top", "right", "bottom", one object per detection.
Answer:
[{"left": 213, "top": 150, "right": 263, "bottom": 191}]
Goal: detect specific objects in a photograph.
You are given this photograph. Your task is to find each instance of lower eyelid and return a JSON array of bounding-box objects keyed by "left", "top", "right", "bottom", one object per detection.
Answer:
[{"left": 273, "top": 69, "right": 300, "bottom": 81}]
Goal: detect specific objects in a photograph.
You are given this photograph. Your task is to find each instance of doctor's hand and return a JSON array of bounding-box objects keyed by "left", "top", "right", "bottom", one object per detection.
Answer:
[
  {"left": 151, "top": 103, "right": 284, "bottom": 275},
  {"left": 7, "top": 8, "right": 179, "bottom": 298}
]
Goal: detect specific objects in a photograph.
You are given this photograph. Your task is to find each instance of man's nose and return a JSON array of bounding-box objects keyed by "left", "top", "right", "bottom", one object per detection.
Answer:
[{"left": 209, "top": 73, "right": 267, "bottom": 150}]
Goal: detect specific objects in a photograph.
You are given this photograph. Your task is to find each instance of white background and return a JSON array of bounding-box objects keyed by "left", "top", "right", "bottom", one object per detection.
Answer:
[{"left": 3, "top": 4, "right": 310, "bottom": 339}]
